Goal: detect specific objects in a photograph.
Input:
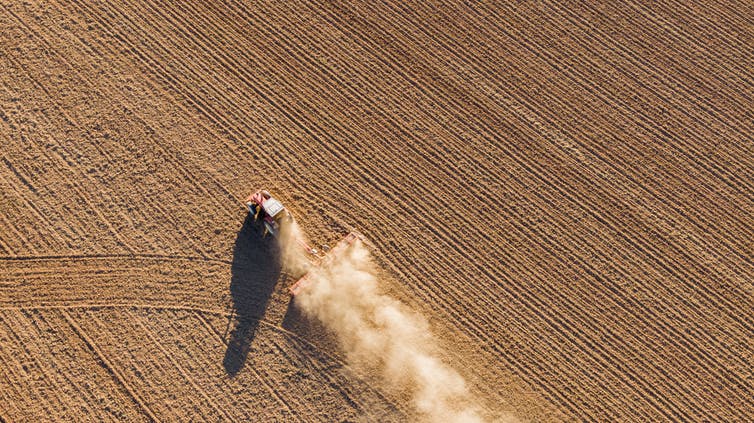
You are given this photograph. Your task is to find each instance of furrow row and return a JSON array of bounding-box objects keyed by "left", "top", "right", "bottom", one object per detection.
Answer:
[
  {"left": 0, "top": 257, "right": 229, "bottom": 310},
  {"left": 178, "top": 4, "right": 752, "bottom": 418},
  {"left": 0, "top": 12, "right": 139, "bottom": 254},
  {"left": 358, "top": 0, "right": 752, "bottom": 268},
  {"left": 290, "top": 0, "right": 748, "bottom": 314},
  {"left": 60, "top": 309, "right": 159, "bottom": 422},
  {"left": 569, "top": 0, "right": 753, "bottom": 105},
  {"left": 360, "top": 0, "right": 754, "bottom": 269},
  {"left": 384, "top": 0, "right": 752, "bottom": 318},
  {"left": 457, "top": 0, "right": 754, "bottom": 199},
  {"left": 143, "top": 308, "right": 298, "bottom": 421},
  {"left": 8, "top": 1, "right": 246, "bottom": 256},
  {"left": 68, "top": 307, "right": 218, "bottom": 421},
  {"left": 468, "top": 166, "right": 754, "bottom": 410},
  {"left": 127, "top": 309, "right": 235, "bottom": 421}
]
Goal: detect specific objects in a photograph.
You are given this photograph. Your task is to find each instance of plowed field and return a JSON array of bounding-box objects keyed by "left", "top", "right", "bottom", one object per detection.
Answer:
[{"left": 1, "top": 0, "right": 752, "bottom": 421}]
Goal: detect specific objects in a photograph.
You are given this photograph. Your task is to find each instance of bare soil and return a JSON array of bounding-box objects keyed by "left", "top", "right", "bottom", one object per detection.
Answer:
[{"left": 1, "top": 0, "right": 752, "bottom": 421}]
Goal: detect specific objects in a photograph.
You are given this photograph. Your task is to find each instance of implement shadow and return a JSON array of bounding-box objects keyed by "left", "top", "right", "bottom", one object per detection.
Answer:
[{"left": 223, "top": 215, "right": 282, "bottom": 376}]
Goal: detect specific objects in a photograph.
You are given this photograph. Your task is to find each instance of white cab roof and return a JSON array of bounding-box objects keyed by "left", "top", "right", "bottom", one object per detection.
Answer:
[{"left": 262, "top": 198, "right": 285, "bottom": 217}]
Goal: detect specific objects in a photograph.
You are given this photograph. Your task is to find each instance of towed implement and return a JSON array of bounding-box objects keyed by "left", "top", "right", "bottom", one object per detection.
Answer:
[
  {"left": 245, "top": 189, "right": 363, "bottom": 296},
  {"left": 288, "top": 231, "right": 362, "bottom": 296}
]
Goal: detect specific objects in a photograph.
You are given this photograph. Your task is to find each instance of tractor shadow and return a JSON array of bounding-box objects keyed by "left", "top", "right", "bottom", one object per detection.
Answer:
[{"left": 223, "top": 214, "right": 282, "bottom": 376}]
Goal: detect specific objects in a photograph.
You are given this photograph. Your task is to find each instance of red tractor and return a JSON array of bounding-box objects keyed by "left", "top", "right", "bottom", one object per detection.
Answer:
[
  {"left": 245, "top": 190, "right": 291, "bottom": 238},
  {"left": 245, "top": 189, "right": 363, "bottom": 296}
]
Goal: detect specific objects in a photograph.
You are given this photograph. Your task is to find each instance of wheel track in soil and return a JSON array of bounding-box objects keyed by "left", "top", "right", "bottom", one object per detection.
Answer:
[{"left": 0, "top": 253, "right": 408, "bottom": 421}]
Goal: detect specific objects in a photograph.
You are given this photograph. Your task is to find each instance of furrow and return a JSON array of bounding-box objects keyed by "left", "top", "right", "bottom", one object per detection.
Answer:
[
  {"left": 296, "top": 0, "right": 752, "bottom": 296},
  {"left": 61, "top": 309, "right": 159, "bottom": 422},
  {"left": 0, "top": 256, "right": 229, "bottom": 311},
  {"left": 459, "top": 0, "right": 754, "bottom": 198},
  {"left": 127, "top": 308, "right": 232, "bottom": 421},
  {"left": 0, "top": 153, "right": 71, "bottom": 251},
  {"left": 36, "top": 309, "right": 151, "bottom": 421},
  {"left": 30, "top": 0, "right": 243, "bottom": 225},
  {"left": 633, "top": 0, "right": 754, "bottom": 71},
  {"left": 0, "top": 171, "right": 47, "bottom": 254},
  {"left": 564, "top": 0, "right": 753, "bottom": 111},
  {"left": 480, "top": 173, "right": 754, "bottom": 399},
  {"left": 490, "top": 191, "right": 748, "bottom": 418},
  {"left": 355, "top": 0, "right": 754, "bottom": 267},
  {"left": 192, "top": 311, "right": 304, "bottom": 421},
  {"left": 352, "top": 0, "right": 752, "bottom": 256},
  {"left": 136, "top": 308, "right": 296, "bottom": 421}
]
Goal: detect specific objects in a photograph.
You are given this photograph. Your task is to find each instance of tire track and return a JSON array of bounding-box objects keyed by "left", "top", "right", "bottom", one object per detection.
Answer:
[
  {"left": 61, "top": 309, "right": 159, "bottom": 422},
  {"left": 0, "top": 255, "right": 230, "bottom": 311},
  {"left": 5, "top": 216, "right": 733, "bottom": 423}
]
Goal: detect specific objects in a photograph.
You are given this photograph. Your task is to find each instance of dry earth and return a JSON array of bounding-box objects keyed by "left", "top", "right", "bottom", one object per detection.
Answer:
[{"left": 1, "top": 0, "right": 752, "bottom": 421}]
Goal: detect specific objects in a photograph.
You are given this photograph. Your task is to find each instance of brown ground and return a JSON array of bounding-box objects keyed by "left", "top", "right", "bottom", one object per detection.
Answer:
[{"left": 1, "top": 0, "right": 752, "bottom": 421}]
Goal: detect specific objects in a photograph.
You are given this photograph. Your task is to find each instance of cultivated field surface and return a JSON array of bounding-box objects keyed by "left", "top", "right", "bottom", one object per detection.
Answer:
[{"left": 1, "top": 0, "right": 752, "bottom": 421}]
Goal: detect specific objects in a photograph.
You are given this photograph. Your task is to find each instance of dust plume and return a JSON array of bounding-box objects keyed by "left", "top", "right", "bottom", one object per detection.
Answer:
[
  {"left": 294, "top": 239, "right": 486, "bottom": 422},
  {"left": 277, "top": 218, "right": 313, "bottom": 276}
]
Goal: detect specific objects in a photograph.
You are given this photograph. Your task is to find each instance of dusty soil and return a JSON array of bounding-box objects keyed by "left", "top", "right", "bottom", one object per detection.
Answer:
[{"left": 1, "top": 0, "right": 752, "bottom": 421}]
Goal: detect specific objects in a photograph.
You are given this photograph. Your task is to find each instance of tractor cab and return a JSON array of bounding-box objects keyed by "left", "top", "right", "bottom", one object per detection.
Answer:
[
  {"left": 261, "top": 197, "right": 285, "bottom": 219},
  {"left": 246, "top": 190, "right": 290, "bottom": 237}
]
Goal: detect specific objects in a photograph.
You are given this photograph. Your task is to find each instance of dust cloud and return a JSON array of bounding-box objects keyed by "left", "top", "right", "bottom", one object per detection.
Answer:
[
  {"left": 277, "top": 218, "right": 313, "bottom": 276},
  {"left": 292, "top": 237, "right": 487, "bottom": 422}
]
